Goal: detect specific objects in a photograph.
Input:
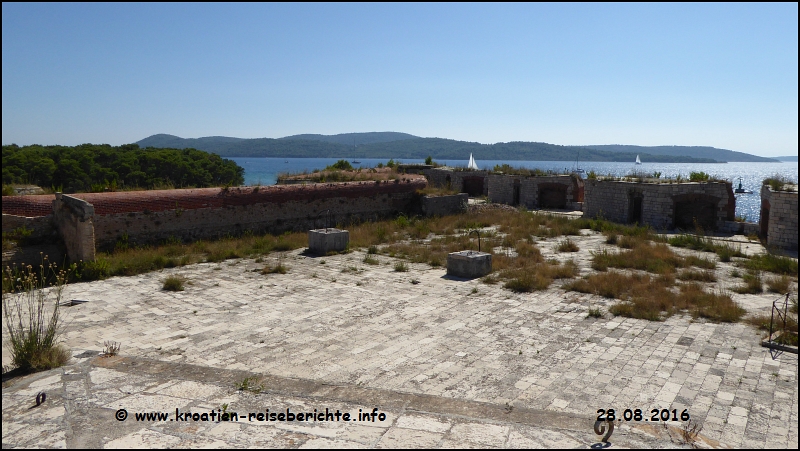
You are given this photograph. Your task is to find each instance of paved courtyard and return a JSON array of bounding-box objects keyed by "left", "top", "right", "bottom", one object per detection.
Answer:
[{"left": 2, "top": 229, "right": 798, "bottom": 448}]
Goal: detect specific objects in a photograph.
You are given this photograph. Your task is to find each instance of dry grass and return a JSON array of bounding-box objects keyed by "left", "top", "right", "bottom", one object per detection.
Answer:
[
  {"left": 73, "top": 231, "right": 308, "bottom": 282},
  {"left": 741, "top": 253, "right": 798, "bottom": 276},
  {"left": 564, "top": 271, "right": 744, "bottom": 322},
  {"left": 592, "top": 240, "right": 715, "bottom": 274},
  {"left": 733, "top": 272, "right": 763, "bottom": 294},
  {"left": 502, "top": 260, "right": 578, "bottom": 292},
  {"left": 557, "top": 238, "right": 580, "bottom": 252},
  {"left": 766, "top": 275, "right": 792, "bottom": 294},
  {"left": 677, "top": 269, "right": 717, "bottom": 283},
  {"left": 162, "top": 275, "right": 185, "bottom": 291}
]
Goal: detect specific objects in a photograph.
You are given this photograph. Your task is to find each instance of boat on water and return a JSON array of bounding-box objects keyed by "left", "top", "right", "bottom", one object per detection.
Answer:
[
  {"left": 734, "top": 177, "right": 752, "bottom": 194},
  {"left": 468, "top": 153, "right": 479, "bottom": 170},
  {"left": 635, "top": 155, "right": 642, "bottom": 165},
  {"left": 351, "top": 160, "right": 361, "bottom": 164},
  {"left": 573, "top": 153, "right": 585, "bottom": 174}
]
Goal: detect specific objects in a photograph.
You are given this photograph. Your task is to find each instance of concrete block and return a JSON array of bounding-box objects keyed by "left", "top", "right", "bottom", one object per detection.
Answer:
[
  {"left": 308, "top": 228, "right": 349, "bottom": 255},
  {"left": 447, "top": 251, "right": 492, "bottom": 279}
]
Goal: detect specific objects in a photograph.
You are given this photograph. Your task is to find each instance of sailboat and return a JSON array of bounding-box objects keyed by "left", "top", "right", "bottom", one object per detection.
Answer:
[
  {"left": 635, "top": 155, "right": 642, "bottom": 165},
  {"left": 468, "top": 153, "right": 479, "bottom": 170},
  {"left": 573, "top": 152, "right": 585, "bottom": 174}
]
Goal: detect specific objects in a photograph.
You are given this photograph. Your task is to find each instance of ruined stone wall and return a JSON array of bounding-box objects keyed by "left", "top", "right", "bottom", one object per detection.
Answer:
[
  {"left": 423, "top": 169, "right": 489, "bottom": 196},
  {"left": 761, "top": 185, "right": 798, "bottom": 250},
  {"left": 487, "top": 174, "right": 520, "bottom": 205},
  {"left": 421, "top": 194, "right": 468, "bottom": 217},
  {"left": 1, "top": 213, "right": 56, "bottom": 241},
  {"left": 488, "top": 174, "right": 583, "bottom": 210},
  {"left": 584, "top": 180, "right": 735, "bottom": 230}
]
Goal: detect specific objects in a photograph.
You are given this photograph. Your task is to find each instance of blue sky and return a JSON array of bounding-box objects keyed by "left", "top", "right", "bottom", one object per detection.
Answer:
[{"left": 2, "top": 3, "right": 797, "bottom": 156}]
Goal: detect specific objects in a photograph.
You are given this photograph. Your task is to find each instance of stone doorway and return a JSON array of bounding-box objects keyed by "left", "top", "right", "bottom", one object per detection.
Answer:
[
  {"left": 539, "top": 184, "right": 567, "bottom": 209},
  {"left": 462, "top": 176, "right": 484, "bottom": 197}
]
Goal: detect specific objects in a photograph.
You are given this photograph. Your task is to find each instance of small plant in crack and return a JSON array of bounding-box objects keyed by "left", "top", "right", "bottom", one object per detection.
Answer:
[
  {"left": 236, "top": 376, "right": 265, "bottom": 393},
  {"left": 102, "top": 341, "right": 121, "bottom": 357}
]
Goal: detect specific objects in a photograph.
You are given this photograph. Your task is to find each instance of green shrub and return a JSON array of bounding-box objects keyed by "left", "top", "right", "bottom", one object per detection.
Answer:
[{"left": 394, "top": 261, "right": 408, "bottom": 272}]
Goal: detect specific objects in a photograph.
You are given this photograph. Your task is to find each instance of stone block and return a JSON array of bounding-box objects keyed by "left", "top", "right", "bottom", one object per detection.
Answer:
[
  {"left": 447, "top": 251, "right": 492, "bottom": 279},
  {"left": 308, "top": 228, "right": 349, "bottom": 255}
]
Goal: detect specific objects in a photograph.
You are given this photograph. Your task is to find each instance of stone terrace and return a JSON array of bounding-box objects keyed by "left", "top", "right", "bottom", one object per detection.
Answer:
[{"left": 2, "top": 231, "right": 798, "bottom": 448}]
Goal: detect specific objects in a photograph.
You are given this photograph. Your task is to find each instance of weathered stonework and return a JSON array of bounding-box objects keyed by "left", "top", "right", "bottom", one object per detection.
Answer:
[
  {"left": 447, "top": 250, "right": 492, "bottom": 278},
  {"left": 2, "top": 180, "right": 428, "bottom": 258},
  {"left": 584, "top": 179, "right": 735, "bottom": 231},
  {"left": 760, "top": 184, "right": 798, "bottom": 251},
  {"left": 423, "top": 168, "right": 489, "bottom": 197},
  {"left": 421, "top": 194, "right": 468, "bottom": 217},
  {"left": 308, "top": 228, "right": 350, "bottom": 255},
  {"left": 52, "top": 193, "right": 96, "bottom": 262},
  {"left": 487, "top": 174, "right": 584, "bottom": 210}
]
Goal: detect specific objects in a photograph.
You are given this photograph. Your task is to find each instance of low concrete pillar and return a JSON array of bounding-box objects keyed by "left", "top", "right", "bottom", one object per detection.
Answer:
[
  {"left": 447, "top": 250, "right": 492, "bottom": 278},
  {"left": 308, "top": 228, "right": 349, "bottom": 255}
]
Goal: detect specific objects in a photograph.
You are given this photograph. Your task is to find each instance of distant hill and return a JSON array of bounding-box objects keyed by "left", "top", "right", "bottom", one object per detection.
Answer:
[
  {"left": 279, "top": 132, "right": 418, "bottom": 146},
  {"left": 580, "top": 144, "right": 778, "bottom": 163},
  {"left": 135, "top": 134, "right": 720, "bottom": 163},
  {"left": 774, "top": 155, "right": 798, "bottom": 162},
  {"left": 137, "top": 134, "right": 245, "bottom": 150}
]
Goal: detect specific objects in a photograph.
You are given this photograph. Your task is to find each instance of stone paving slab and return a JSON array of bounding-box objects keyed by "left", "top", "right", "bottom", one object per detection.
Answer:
[
  {"left": 3, "top": 230, "right": 798, "bottom": 448},
  {"left": 3, "top": 353, "right": 729, "bottom": 448}
]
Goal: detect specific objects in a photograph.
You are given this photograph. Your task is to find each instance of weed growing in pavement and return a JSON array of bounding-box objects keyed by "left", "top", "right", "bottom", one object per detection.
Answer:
[
  {"left": 162, "top": 275, "right": 185, "bottom": 291},
  {"left": 2, "top": 259, "right": 73, "bottom": 372}
]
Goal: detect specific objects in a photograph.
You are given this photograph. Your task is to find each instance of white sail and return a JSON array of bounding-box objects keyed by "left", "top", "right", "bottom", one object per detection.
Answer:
[
  {"left": 635, "top": 154, "right": 641, "bottom": 165},
  {"left": 468, "top": 153, "right": 479, "bottom": 170}
]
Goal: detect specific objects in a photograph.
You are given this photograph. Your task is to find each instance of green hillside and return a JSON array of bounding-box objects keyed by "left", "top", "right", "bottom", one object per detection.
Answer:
[
  {"left": 136, "top": 134, "right": 719, "bottom": 162},
  {"left": 581, "top": 144, "right": 778, "bottom": 163}
]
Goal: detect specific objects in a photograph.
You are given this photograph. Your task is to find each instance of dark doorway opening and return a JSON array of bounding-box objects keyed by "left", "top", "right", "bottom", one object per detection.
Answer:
[
  {"left": 539, "top": 184, "right": 567, "bottom": 209},
  {"left": 462, "top": 176, "right": 484, "bottom": 197},
  {"left": 673, "top": 193, "right": 720, "bottom": 231},
  {"left": 760, "top": 199, "right": 770, "bottom": 239},
  {"left": 628, "top": 193, "right": 643, "bottom": 225},
  {"left": 445, "top": 175, "right": 452, "bottom": 191},
  {"left": 512, "top": 179, "right": 521, "bottom": 206}
]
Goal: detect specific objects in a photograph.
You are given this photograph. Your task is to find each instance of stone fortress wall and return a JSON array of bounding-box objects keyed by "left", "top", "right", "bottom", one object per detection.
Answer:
[
  {"left": 760, "top": 185, "right": 798, "bottom": 251},
  {"left": 423, "top": 168, "right": 490, "bottom": 197},
  {"left": 4, "top": 172, "right": 798, "bottom": 263},
  {"left": 487, "top": 174, "right": 584, "bottom": 210},
  {"left": 3, "top": 179, "right": 427, "bottom": 263},
  {"left": 583, "top": 179, "right": 735, "bottom": 231}
]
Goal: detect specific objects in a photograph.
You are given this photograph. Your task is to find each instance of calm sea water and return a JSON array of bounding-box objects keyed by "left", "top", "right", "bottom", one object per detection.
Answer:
[{"left": 231, "top": 157, "right": 798, "bottom": 222}]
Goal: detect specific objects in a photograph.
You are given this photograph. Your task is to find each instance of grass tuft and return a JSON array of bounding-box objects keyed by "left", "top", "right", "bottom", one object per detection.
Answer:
[
  {"left": 557, "top": 238, "right": 580, "bottom": 252},
  {"left": 162, "top": 275, "right": 185, "bottom": 291},
  {"left": 733, "top": 271, "right": 763, "bottom": 294}
]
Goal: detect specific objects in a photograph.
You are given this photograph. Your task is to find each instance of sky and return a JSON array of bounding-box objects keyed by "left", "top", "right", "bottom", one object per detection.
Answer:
[{"left": 2, "top": 3, "right": 798, "bottom": 157}]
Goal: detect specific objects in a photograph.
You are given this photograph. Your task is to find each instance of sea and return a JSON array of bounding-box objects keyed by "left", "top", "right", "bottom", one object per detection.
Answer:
[{"left": 230, "top": 157, "right": 798, "bottom": 223}]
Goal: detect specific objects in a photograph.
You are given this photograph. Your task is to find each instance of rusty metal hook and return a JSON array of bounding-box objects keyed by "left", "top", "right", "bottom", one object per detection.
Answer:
[{"left": 469, "top": 229, "right": 481, "bottom": 253}]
